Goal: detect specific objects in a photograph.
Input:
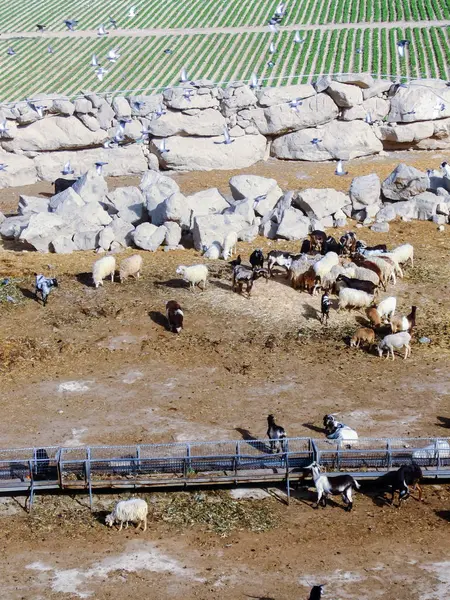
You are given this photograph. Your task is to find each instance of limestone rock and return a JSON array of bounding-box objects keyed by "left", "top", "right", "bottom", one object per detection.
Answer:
[
  {"left": 133, "top": 222, "right": 167, "bottom": 251},
  {"left": 388, "top": 84, "right": 450, "bottom": 122},
  {"left": 98, "top": 227, "right": 115, "bottom": 251},
  {"left": 186, "top": 188, "right": 229, "bottom": 217},
  {"left": 96, "top": 100, "right": 115, "bottom": 130},
  {"left": 229, "top": 174, "right": 283, "bottom": 218},
  {"left": 221, "top": 85, "right": 258, "bottom": 116},
  {"left": 72, "top": 169, "right": 108, "bottom": 203},
  {"left": 0, "top": 152, "right": 37, "bottom": 188},
  {"left": 51, "top": 235, "right": 77, "bottom": 254},
  {"left": 106, "top": 186, "right": 146, "bottom": 225},
  {"left": 224, "top": 198, "right": 255, "bottom": 224},
  {"left": 108, "top": 216, "right": 135, "bottom": 247},
  {"left": 73, "top": 229, "right": 102, "bottom": 251},
  {"left": 128, "top": 94, "right": 164, "bottom": 117},
  {"left": 192, "top": 213, "right": 248, "bottom": 251},
  {"left": 163, "top": 221, "right": 182, "bottom": 246},
  {"left": 152, "top": 192, "right": 191, "bottom": 228},
  {"left": 362, "top": 80, "right": 392, "bottom": 100},
  {"left": 294, "top": 188, "right": 349, "bottom": 220},
  {"left": 276, "top": 208, "right": 310, "bottom": 240},
  {"left": 381, "top": 164, "right": 429, "bottom": 201},
  {"left": 19, "top": 212, "right": 68, "bottom": 252},
  {"left": 0, "top": 215, "right": 30, "bottom": 239},
  {"left": 147, "top": 108, "right": 225, "bottom": 137},
  {"left": 163, "top": 87, "right": 219, "bottom": 110},
  {"left": 349, "top": 174, "right": 381, "bottom": 207},
  {"left": 256, "top": 84, "right": 316, "bottom": 107},
  {"left": 238, "top": 222, "right": 259, "bottom": 242},
  {"left": 271, "top": 120, "right": 382, "bottom": 161},
  {"left": 49, "top": 187, "right": 84, "bottom": 211},
  {"left": 376, "top": 121, "right": 435, "bottom": 144},
  {"left": 414, "top": 192, "right": 440, "bottom": 220},
  {"left": 334, "top": 74, "right": 375, "bottom": 89},
  {"left": 50, "top": 99, "right": 75, "bottom": 116},
  {"left": 112, "top": 97, "right": 131, "bottom": 119},
  {"left": 1, "top": 116, "right": 107, "bottom": 153},
  {"left": 140, "top": 171, "right": 180, "bottom": 218},
  {"left": 375, "top": 205, "right": 396, "bottom": 222},
  {"left": 327, "top": 81, "right": 363, "bottom": 108},
  {"left": 371, "top": 222, "right": 389, "bottom": 233},
  {"left": 18, "top": 196, "right": 50, "bottom": 214},
  {"left": 74, "top": 98, "right": 93, "bottom": 114},
  {"left": 154, "top": 133, "right": 267, "bottom": 171},
  {"left": 78, "top": 114, "right": 101, "bottom": 132}
]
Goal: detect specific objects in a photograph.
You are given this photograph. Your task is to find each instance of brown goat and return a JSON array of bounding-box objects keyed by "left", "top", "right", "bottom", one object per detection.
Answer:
[
  {"left": 366, "top": 307, "right": 382, "bottom": 328},
  {"left": 350, "top": 327, "right": 376, "bottom": 349},
  {"left": 299, "top": 267, "right": 317, "bottom": 294},
  {"left": 353, "top": 256, "right": 387, "bottom": 290}
]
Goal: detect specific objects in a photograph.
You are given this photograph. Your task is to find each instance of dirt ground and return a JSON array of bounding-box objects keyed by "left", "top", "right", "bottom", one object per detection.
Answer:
[{"left": 0, "top": 152, "right": 449, "bottom": 599}]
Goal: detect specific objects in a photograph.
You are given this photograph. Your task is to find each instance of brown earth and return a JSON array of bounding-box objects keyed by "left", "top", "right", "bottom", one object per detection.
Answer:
[{"left": 0, "top": 152, "right": 449, "bottom": 599}]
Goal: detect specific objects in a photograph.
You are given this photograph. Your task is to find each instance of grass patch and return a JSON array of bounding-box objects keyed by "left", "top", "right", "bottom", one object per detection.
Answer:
[{"left": 0, "top": 278, "right": 25, "bottom": 305}]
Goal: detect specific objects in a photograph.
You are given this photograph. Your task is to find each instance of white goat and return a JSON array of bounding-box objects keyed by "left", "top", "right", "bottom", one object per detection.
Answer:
[
  {"left": 376, "top": 296, "right": 397, "bottom": 322},
  {"left": 203, "top": 241, "right": 222, "bottom": 260},
  {"left": 105, "top": 498, "right": 148, "bottom": 532},
  {"left": 377, "top": 331, "right": 411, "bottom": 360},
  {"left": 343, "top": 264, "right": 380, "bottom": 286},
  {"left": 119, "top": 254, "right": 142, "bottom": 283},
  {"left": 222, "top": 231, "right": 238, "bottom": 260},
  {"left": 176, "top": 264, "right": 208, "bottom": 291},
  {"left": 338, "top": 287, "right": 373, "bottom": 311},
  {"left": 93, "top": 256, "right": 116, "bottom": 288},
  {"left": 313, "top": 251, "right": 339, "bottom": 281},
  {"left": 365, "top": 255, "right": 397, "bottom": 286},
  {"left": 391, "top": 243, "right": 414, "bottom": 268},
  {"left": 306, "top": 462, "right": 360, "bottom": 511}
]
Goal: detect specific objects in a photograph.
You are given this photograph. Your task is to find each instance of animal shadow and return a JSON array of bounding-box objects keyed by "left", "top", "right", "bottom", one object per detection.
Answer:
[
  {"left": 210, "top": 279, "right": 232, "bottom": 292},
  {"left": 149, "top": 311, "right": 168, "bottom": 330},
  {"left": 302, "top": 422, "right": 324, "bottom": 434},
  {"left": 93, "top": 510, "right": 109, "bottom": 525},
  {"left": 235, "top": 427, "right": 258, "bottom": 442},
  {"left": 436, "top": 416, "right": 450, "bottom": 428},
  {"left": 19, "top": 287, "right": 38, "bottom": 302},
  {"left": 76, "top": 272, "right": 95, "bottom": 287},
  {"left": 154, "top": 278, "right": 186, "bottom": 289},
  {"left": 302, "top": 303, "right": 320, "bottom": 321},
  {"left": 435, "top": 510, "right": 450, "bottom": 522}
]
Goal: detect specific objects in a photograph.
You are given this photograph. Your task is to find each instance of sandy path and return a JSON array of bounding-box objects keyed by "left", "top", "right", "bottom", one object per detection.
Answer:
[{"left": 2, "top": 19, "right": 449, "bottom": 40}]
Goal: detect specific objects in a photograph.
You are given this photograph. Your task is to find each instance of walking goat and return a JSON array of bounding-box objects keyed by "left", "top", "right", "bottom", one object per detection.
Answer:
[{"left": 306, "top": 461, "right": 360, "bottom": 511}]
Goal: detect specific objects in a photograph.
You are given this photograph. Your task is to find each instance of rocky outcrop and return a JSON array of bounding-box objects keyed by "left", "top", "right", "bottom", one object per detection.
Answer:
[{"left": 381, "top": 164, "right": 429, "bottom": 201}]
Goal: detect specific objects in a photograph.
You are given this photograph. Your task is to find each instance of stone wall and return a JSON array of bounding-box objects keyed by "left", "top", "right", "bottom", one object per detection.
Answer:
[{"left": 1, "top": 75, "right": 450, "bottom": 188}]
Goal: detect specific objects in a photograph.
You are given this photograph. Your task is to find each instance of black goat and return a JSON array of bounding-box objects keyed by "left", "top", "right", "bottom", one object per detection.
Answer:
[
  {"left": 300, "top": 239, "right": 311, "bottom": 254},
  {"left": 53, "top": 178, "right": 76, "bottom": 195},
  {"left": 322, "top": 235, "right": 341, "bottom": 255},
  {"left": 229, "top": 255, "right": 242, "bottom": 268},
  {"left": 249, "top": 249, "right": 264, "bottom": 269},
  {"left": 335, "top": 274, "right": 377, "bottom": 295},
  {"left": 309, "top": 585, "right": 324, "bottom": 600},
  {"left": 309, "top": 230, "right": 327, "bottom": 252},
  {"left": 267, "top": 414, "right": 286, "bottom": 453},
  {"left": 232, "top": 265, "right": 268, "bottom": 296},
  {"left": 376, "top": 464, "right": 423, "bottom": 507},
  {"left": 339, "top": 232, "right": 357, "bottom": 255},
  {"left": 166, "top": 300, "right": 183, "bottom": 333},
  {"left": 321, "top": 292, "right": 331, "bottom": 325}
]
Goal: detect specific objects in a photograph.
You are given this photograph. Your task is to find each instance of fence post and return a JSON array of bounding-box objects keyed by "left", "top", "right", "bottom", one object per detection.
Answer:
[
  {"left": 86, "top": 448, "right": 93, "bottom": 510},
  {"left": 285, "top": 439, "right": 290, "bottom": 505},
  {"left": 28, "top": 459, "right": 35, "bottom": 514}
]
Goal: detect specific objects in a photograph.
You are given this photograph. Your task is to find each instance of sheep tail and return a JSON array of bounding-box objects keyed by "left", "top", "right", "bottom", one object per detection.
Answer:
[{"left": 353, "top": 479, "right": 361, "bottom": 490}]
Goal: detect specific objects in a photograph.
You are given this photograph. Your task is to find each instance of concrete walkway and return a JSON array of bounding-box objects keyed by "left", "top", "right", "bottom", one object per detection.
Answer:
[{"left": 2, "top": 20, "right": 449, "bottom": 40}]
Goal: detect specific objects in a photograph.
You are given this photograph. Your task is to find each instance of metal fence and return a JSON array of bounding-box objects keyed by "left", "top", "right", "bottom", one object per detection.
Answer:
[{"left": 0, "top": 437, "right": 448, "bottom": 509}]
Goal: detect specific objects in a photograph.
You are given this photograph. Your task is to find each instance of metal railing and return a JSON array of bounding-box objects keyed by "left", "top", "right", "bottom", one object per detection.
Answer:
[{"left": 0, "top": 437, "right": 448, "bottom": 509}]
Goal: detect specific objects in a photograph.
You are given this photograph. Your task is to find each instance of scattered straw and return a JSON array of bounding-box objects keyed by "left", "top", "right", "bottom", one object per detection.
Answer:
[{"left": 0, "top": 278, "right": 25, "bottom": 305}]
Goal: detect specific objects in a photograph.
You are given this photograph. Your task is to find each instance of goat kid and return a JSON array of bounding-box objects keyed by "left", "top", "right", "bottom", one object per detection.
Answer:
[
  {"left": 35, "top": 274, "right": 58, "bottom": 306},
  {"left": 376, "top": 464, "right": 423, "bottom": 507},
  {"left": 267, "top": 414, "right": 287, "bottom": 453},
  {"left": 306, "top": 461, "right": 360, "bottom": 511},
  {"left": 166, "top": 300, "right": 183, "bottom": 333},
  {"left": 321, "top": 292, "right": 331, "bottom": 325},
  {"left": 267, "top": 250, "right": 293, "bottom": 277}
]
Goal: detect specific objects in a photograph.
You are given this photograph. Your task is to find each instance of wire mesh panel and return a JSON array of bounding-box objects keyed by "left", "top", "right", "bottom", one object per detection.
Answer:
[
  {"left": 314, "top": 439, "right": 391, "bottom": 471},
  {"left": 60, "top": 448, "right": 89, "bottom": 484},
  {"left": 389, "top": 438, "right": 450, "bottom": 469}
]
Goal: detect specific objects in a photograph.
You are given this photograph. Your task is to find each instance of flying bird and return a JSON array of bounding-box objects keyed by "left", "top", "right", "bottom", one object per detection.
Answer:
[
  {"left": 114, "top": 129, "right": 125, "bottom": 143},
  {"left": 180, "top": 67, "right": 189, "bottom": 83},
  {"left": 154, "top": 104, "right": 166, "bottom": 118},
  {"left": 33, "top": 104, "right": 45, "bottom": 118},
  {"left": 128, "top": 6, "right": 137, "bottom": 18},
  {"left": 269, "top": 42, "right": 276, "bottom": 54},
  {"left": 214, "top": 126, "right": 235, "bottom": 145},
  {"left": 95, "top": 161, "right": 108, "bottom": 175},
  {"left": 36, "top": 24, "right": 46, "bottom": 32},
  {"left": 47, "top": 46, "right": 54, "bottom": 54},
  {"left": 7, "top": 47, "right": 16, "bottom": 56},
  {"left": 249, "top": 72, "right": 259, "bottom": 89},
  {"left": 107, "top": 48, "right": 120, "bottom": 62},
  {"left": 64, "top": 19, "right": 78, "bottom": 31},
  {"left": 267, "top": 61, "right": 275, "bottom": 68},
  {"left": 62, "top": 162, "right": 74, "bottom": 175},
  {"left": 140, "top": 125, "right": 151, "bottom": 139},
  {"left": 164, "top": 48, "right": 173, "bottom": 54},
  {"left": 96, "top": 67, "right": 108, "bottom": 81},
  {"left": 294, "top": 31, "right": 304, "bottom": 44},
  {"left": 133, "top": 100, "right": 144, "bottom": 111},
  {"left": 364, "top": 112, "right": 373, "bottom": 124},
  {"left": 289, "top": 98, "right": 302, "bottom": 111},
  {"left": 97, "top": 24, "right": 109, "bottom": 36},
  {"left": 0, "top": 164, "right": 7, "bottom": 171},
  {"left": 311, "top": 137, "right": 322, "bottom": 144},
  {"left": 275, "top": 2, "right": 285, "bottom": 16},
  {"left": 91, "top": 54, "right": 99, "bottom": 67},
  {"left": 268, "top": 23, "right": 279, "bottom": 34},
  {"left": 109, "top": 16, "right": 118, "bottom": 28},
  {"left": 355, "top": 47, "right": 363, "bottom": 54},
  {"left": 335, "top": 160, "right": 348, "bottom": 176},
  {"left": 0, "top": 120, "right": 9, "bottom": 136},
  {"left": 158, "top": 138, "right": 169, "bottom": 154},
  {"left": 397, "top": 39, "right": 410, "bottom": 58}
]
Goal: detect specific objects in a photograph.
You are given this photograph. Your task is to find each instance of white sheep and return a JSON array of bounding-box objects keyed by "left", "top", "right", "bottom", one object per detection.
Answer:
[
  {"left": 376, "top": 296, "right": 397, "bottom": 322},
  {"left": 176, "top": 264, "right": 208, "bottom": 291},
  {"left": 391, "top": 243, "right": 414, "bottom": 268},
  {"left": 377, "top": 331, "right": 411, "bottom": 360},
  {"left": 203, "top": 241, "right": 222, "bottom": 260},
  {"left": 343, "top": 264, "right": 380, "bottom": 286},
  {"left": 338, "top": 287, "right": 374, "bottom": 311},
  {"left": 319, "top": 263, "right": 348, "bottom": 292},
  {"left": 119, "top": 254, "right": 143, "bottom": 283},
  {"left": 222, "top": 231, "right": 238, "bottom": 260},
  {"left": 105, "top": 498, "right": 148, "bottom": 532},
  {"left": 93, "top": 256, "right": 116, "bottom": 288},
  {"left": 313, "top": 251, "right": 339, "bottom": 281},
  {"left": 365, "top": 256, "right": 397, "bottom": 286},
  {"left": 412, "top": 439, "right": 450, "bottom": 460}
]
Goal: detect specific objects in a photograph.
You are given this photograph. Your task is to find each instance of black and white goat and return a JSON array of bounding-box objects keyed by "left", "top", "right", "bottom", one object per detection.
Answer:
[
  {"left": 35, "top": 274, "right": 58, "bottom": 306},
  {"left": 322, "top": 235, "right": 341, "bottom": 255},
  {"left": 323, "top": 414, "right": 358, "bottom": 444},
  {"left": 232, "top": 265, "right": 268, "bottom": 296},
  {"left": 376, "top": 464, "right": 423, "bottom": 507},
  {"left": 335, "top": 274, "right": 378, "bottom": 296},
  {"left": 249, "top": 249, "right": 264, "bottom": 269},
  {"left": 339, "top": 232, "right": 357, "bottom": 255},
  {"left": 355, "top": 241, "right": 388, "bottom": 255},
  {"left": 306, "top": 461, "right": 360, "bottom": 511},
  {"left": 267, "top": 250, "right": 294, "bottom": 277},
  {"left": 267, "top": 414, "right": 287, "bottom": 453},
  {"left": 166, "top": 300, "right": 183, "bottom": 333},
  {"left": 321, "top": 292, "right": 331, "bottom": 325}
]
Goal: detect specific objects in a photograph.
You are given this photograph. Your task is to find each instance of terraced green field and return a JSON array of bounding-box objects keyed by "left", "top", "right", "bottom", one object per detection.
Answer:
[{"left": 0, "top": 0, "right": 449, "bottom": 102}]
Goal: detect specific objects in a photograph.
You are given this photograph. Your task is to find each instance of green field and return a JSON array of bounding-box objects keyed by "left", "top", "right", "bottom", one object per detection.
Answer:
[{"left": 0, "top": 0, "right": 449, "bottom": 102}]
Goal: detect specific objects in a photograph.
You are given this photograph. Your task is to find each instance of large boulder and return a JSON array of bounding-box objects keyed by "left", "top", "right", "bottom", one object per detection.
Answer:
[
  {"left": 163, "top": 87, "right": 219, "bottom": 110},
  {"left": 133, "top": 223, "right": 167, "bottom": 251},
  {"left": 256, "top": 84, "right": 316, "bottom": 107},
  {"left": 1, "top": 116, "right": 107, "bottom": 153},
  {"left": 229, "top": 174, "right": 283, "bottom": 217},
  {"left": 362, "top": 80, "right": 392, "bottom": 100},
  {"left": 414, "top": 192, "right": 440, "bottom": 220},
  {"left": 73, "top": 229, "right": 102, "bottom": 251},
  {"left": 152, "top": 192, "right": 191, "bottom": 228},
  {"left": 0, "top": 215, "right": 30, "bottom": 240},
  {"left": 276, "top": 208, "right": 310, "bottom": 240},
  {"left": 33, "top": 144, "right": 149, "bottom": 181},
  {"left": 0, "top": 152, "right": 37, "bottom": 188},
  {"left": 49, "top": 187, "right": 84, "bottom": 211},
  {"left": 326, "top": 81, "right": 363, "bottom": 108},
  {"left": 241, "top": 93, "right": 338, "bottom": 136},
  {"left": 72, "top": 169, "right": 108, "bottom": 203},
  {"left": 154, "top": 133, "right": 267, "bottom": 171},
  {"left": 391, "top": 200, "right": 419, "bottom": 220},
  {"left": 381, "top": 164, "right": 429, "bottom": 201},
  {"left": 185, "top": 188, "right": 229, "bottom": 217},
  {"left": 140, "top": 171, "right": 180, "bottom": 217},
  {"left": 375, "top": 121, "right": 435, "bottom": 145},
  {"left": 349, "top": 174, "right": 381, "bottom": 207},
  {"left": 106, "top": 187, "right": 146, "bottom": 224},
  {"left": 51, "top": 235, "right": 77, "bottom": 254},
  {"left": 333, "top": 74, "right": 375, "bottom": 89},
  {"left": 192, "top": 213, "right": 248, "bottom": 251},
  {"left": 271, "top": 120, "right": 382, "bottom": 161},
  {"left": 388, "top": 83, "right": 450, "bottom": 122},
  {"left": 107, "top": 216, "right": 135, "bottom": 247},
  {"left": 294, "top": 188, "right": 349, "bottom": 220},
  {"left": 163, "top": 221, "right": 182, "bottom": 247},
  {"left": 147, "top": 108, "right": 225, "bottom": 137},
  {"left": 224, "top": 198, "right": 255, "bottom": 225},
  {"left": 19, "top": 212, "right": 68, "bottom": 252},
  {"left": 128, "top": 94, "right": 164, "bottom": 117},
  {"left": 18, "top": 196, "right": 50, "bottom": 214},
  {"left": 220, "top": 85, "right": 258, "bottom": 116},
  {"left": 111, "top": 97, "right": 131, "bottom": 119},
  {"left": 341, "top": 97, "right": 390, "bottom": 121}
]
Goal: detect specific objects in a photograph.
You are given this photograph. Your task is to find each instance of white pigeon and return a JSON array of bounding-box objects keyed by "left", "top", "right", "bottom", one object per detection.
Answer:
[
  {"left": 294, "top": 31, "right": 304, "bottom": 44},
  {"left": 335, "top": 160, "right": 348, "bottom": 176},
  {"left": 7, "top": 47, "right": 16, "bottom": 56},
  {"left": 249, "top": 72, "right": 259, "bottom": 89},
  {"left": 364, "top": 112, "right": 373, "bottom": 124},
  {"left": 32, "top": 104, "right": 44, "bottom": 118},
  {"left": 140, "top": 125, "right": 151, "bottom": 139},
  {"left": 47, "top": 46, "right": 54, "bottom": 54},
  {"left": 180, "top": 67, "right": 189, "bottom": 83},
  {"left": 154, "top": 104, "right": 166, "bottom": 118},
  {"left": 107, "top": 49, "right": 120, "bottom": 62},
  {"left": 289, "top": 98, "right": 302, "bottom": 111},
  {"left": 159, "top": 138, "right": 169, "bottom": 153},
  {"left": 275, "top": 2, "right": 285, "bottom": 16},
  {"left": 96, "top": 67, "right": 108, "bottom": 81},
  {"left": 114, "top": 129, "right": 125, "bottom": 143},
  {"left": 95, "top": 161, "right": 108, "bottom": 175},
  {"left": 0, "top": 120, "right": 9, "bottom": 136},
  {"left": 97, "top": 24, "right": 109, "bottom": 36},
  {"left": 214, "top": 125, "right": 234, "bottom": 145},
  {"left": 269, "top": 42, "right": 276, "bottom": 54},
  {"left": 62, "top": 162, "right": 74, "bottom": 175},
  {"left": 91, "top": 54, "right": 99, "bottom": 67},
  {"left": 0, "top": 163, "right": 7, "bottom": 171},
  {"left": 128, "top": 6, "right": 137, "bottom": 17},
  {"left": 397, "top": 40, "right": 409, "bottom": 58},
  {"left": 268, "top": 23, "right": 279, "bottom": 34}
]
